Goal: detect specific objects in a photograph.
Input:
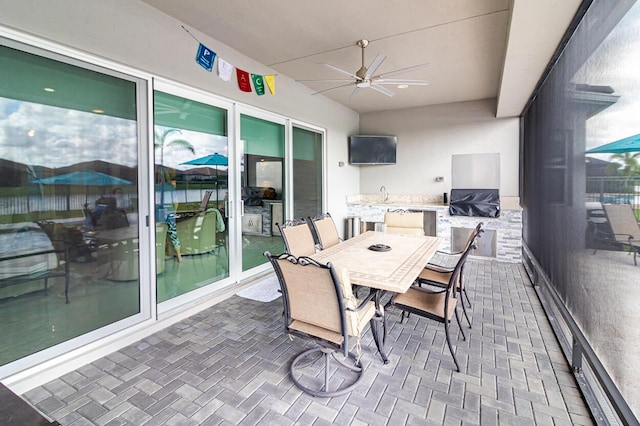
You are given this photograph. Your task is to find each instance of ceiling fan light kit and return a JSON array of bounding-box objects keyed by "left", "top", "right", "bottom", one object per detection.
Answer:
[{"left": 297, "top": 39, "right": 429, "bottom": 99}]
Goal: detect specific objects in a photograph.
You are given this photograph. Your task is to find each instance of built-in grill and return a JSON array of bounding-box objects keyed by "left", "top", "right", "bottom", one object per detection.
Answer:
[
  {"left": 449, "top": 188, "right": 500, "bottom": 217},
  {"left": 448, "top": 153, "right": 501, "bottom": 218}
]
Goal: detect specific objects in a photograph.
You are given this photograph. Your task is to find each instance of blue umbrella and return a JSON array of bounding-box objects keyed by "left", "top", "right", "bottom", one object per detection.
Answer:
[
  {"left": 181, "top": 153, "right": 228, "bottom": 167},
  {"left": 181, "top": 153, "right": 228, "bottom": 204},
  {"left": 33, "top": 169, "right": 133, "bottom": 208},
  {"left": 586, "top": 133, "right": 640, "bottom": 154},
  {"left": 33, "top": 169, "right": 133, "bottom": 186}
]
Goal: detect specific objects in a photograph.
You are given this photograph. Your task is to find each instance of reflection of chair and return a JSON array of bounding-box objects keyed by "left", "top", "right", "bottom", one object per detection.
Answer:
[
  {"left": 390, "top": 237, "right": 476, "bottom": 372},
  {"left": 171, "top": 209, "right": 218, "bottom": 256},
  {"left": 97, "top": 237, "right": 139, "bottom": 281},
  {"left": 596, "top": 204, "right": 640, "bottom": 265},
  {"left": 264, "top": 252, "right": 385, "bottom": 397},
  {"left": 308, "top": 213, "right": 341, "bottom": 250},
  {"left": 96, "top": 223, "right": 166, "bottom": 281},
  {"left": 38, "top": 221, "right": 95, "bottom": 263},
  {"left": 277, "top": 218, "right": 316, "bottom": 257},
  {"left": 384, "top": 210, "right": 424, "bottom": 235},
  {"left": 92, "top": 197, "right": 129, "bottom": 230}
]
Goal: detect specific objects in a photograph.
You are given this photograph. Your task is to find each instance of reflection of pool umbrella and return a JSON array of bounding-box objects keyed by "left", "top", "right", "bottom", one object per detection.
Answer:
[
  {"left": 181, "top": 153, "right": 228, "bottom": 204},
  {"left": 586, "top": 133, "right": 640, "bottom": 154},
  {"left": 33, "top": 170, "right": 133, "bottom": 186},
  {"left": 33, "top": 169, "right": 132, "bottom": 208}
]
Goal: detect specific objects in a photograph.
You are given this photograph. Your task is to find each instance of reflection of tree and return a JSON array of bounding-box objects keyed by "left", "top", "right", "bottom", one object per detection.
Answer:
[
  {"left": 606, "top": 152, "right": 640, "bottom": 177},
  {"left": 154, "top": 129, "right": 194, "bottom": 205},
  {"left": 605, "top": 152, "right": 640, "bottom": 193},
  {"left": 154, "top": 129, "right": 194, "bottom": 182}
]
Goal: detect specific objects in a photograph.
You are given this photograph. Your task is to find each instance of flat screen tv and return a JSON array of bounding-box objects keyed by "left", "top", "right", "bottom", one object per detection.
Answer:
[{"left": 348, "top": 135, "right": 397, "bottom": 165}]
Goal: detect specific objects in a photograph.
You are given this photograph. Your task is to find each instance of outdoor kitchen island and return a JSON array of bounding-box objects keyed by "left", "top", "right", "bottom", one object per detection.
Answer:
[{"left": 346, "top": 194, "right": 522, "bottom": 263}]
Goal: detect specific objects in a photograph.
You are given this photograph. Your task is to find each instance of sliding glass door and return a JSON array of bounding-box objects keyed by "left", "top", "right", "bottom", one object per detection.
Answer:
[
  {"left": 0, "top": 39, "right": 148, "bottom": 370},
  {"left": 239, "top": 113, "right": 286, "bottom": 271},
  {"left": 292, "top": 126, "right": 324, "bottom": 218},
  {"left": 153, "top": 87, "right": 231, "bottom": 304}
]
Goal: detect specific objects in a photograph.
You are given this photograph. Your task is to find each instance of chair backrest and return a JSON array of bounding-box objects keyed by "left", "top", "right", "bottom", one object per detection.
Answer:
[
  {"left": 463, "top": 222, "right": 484, "bottom": 252},
  {"left": 198, "top": 190, "right": 213, "bottom": 212},
  {"left": 448, "top": 235, "right": 477, "bottom": 295},
  {"left": 384, "top": 210, "right": 424, "bottom": 235},
  {"left": 277, "top": 218, "right": 316, "bottom": 256},
  {"left": 603, "top": 204, "right": 639, "bottom": 241},
  {"left": 265, "top": 252, "right": 352, "bottom": 353},
  {"left": 308, "top": 213, "right": 341, "bottom": 250}
]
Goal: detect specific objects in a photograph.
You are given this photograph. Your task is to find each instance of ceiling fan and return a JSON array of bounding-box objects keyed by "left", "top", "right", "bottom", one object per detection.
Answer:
[{"left": 297, "top": 39, "right": 429, "bottom": 99}]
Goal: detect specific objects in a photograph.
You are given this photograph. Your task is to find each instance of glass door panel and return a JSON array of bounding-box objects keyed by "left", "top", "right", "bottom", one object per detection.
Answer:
[
  {"left": 239, "top": 114, "right": 285, "bottom": 271},
  {"left": 292, "top": 127, "right": 323, "bottom": 218},
  {"left": 0, "top": 43, "right": 144, "bottom": 367},
  {"left": 153, "top": 91, "right": 229, "bottom": 302}
]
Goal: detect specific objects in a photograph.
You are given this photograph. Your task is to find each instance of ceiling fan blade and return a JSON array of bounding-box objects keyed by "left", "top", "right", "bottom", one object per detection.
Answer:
[
  {"left": 369, "top": 84, "right": 396, "bottom": 97},
  {"left": 373, "top": 79, "right": 429, "bottom": 86},
  {"left": 373, "top": 62, "right": 430, "bottom": 79},
  {"left": 364, "top": 54, "right": 386, "bottom": 79},
  {"left": 296, "top": 78, "right": 355, "bottom": 83},
  {"left": 349, "top": 86, "right": 361, "bottom": 100},
  {"left": 321, "top": 63, "right": 360, "bottom": 80},
  {"left": 311, "top": 82, "right": 355, "bottom": 95}
]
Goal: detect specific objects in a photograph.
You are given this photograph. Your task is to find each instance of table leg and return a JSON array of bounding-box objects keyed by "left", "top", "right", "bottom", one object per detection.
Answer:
[{"left": 370, "top": 289, "right": 389, "bottom": 364}]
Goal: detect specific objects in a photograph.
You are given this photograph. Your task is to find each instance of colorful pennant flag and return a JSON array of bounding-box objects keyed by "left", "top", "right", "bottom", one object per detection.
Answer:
[
  {"left": 251, "top": 74, "right": 265, "bottom": 96},
  {"left": 236, "top": 68, "right": 252, "bottom": 92},
  {"left": 265, "top": 75, "right": 276, "bottom": 95},
  {"left": 217, "top": 58, "right": 233, "bottom": 82},
  {"left": 195, "top": 43, "right": 216, "bottom": 72}
]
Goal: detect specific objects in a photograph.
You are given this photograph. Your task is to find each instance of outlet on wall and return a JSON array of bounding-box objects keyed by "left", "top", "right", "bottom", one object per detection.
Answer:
[{"left": 435, "top": 176, "right": 444, "bottom": 182}]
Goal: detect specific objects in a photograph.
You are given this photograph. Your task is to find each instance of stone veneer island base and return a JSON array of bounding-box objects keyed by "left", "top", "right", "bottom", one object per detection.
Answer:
[{"left": 346, "top": 194, "right": 522, "bottom": 263}]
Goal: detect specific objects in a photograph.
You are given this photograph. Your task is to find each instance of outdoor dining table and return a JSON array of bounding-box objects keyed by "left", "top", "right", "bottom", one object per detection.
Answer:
[{"left": 310, "top": 230, "right": 443, "bottom": 363}]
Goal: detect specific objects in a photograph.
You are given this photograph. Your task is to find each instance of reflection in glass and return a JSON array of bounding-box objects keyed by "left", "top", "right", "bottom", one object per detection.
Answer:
[
  {"left": 0, "top": 44, "right": 141, "bottom": 367},
  {"left": 240, "top": 114, "right": 286, "bottom": 271},
  {"left": 153, "top": 91, "right": 230, "bottom": 302},
  {"left": 293, "top": 127, "right": 323, "bottom": 219},
  {"left": 522, "top": 2, "right": 640, "bottom": 420}
]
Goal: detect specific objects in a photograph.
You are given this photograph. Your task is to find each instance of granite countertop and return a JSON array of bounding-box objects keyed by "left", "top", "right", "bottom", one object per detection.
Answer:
[{"left": 347, "top": 194, "right": 521, "bottom": 211}]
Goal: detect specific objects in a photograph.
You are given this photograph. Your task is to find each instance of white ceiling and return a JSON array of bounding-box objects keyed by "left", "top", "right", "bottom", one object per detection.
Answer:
[{"left": 142, "top": 0, "right": 582, "bottom": 117}]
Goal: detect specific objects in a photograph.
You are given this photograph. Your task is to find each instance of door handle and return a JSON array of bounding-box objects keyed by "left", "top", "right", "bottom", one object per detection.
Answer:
[{"left": 240, "top": 199, "right": 245, "bottom": 217}]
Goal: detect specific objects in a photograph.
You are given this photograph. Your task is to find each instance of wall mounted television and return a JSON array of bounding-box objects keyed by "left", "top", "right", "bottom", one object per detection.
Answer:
[{"left": 348, "top": 135, "right": 397, "bottom": 165}]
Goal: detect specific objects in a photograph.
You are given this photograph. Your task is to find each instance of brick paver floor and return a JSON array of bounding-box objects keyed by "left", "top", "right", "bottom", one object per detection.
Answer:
[{"left": 24, "top": 259, "right": 595, "bottom": 425}]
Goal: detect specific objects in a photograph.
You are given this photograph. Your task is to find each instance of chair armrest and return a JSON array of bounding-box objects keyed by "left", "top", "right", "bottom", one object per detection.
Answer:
[
  {"left": 409, "top": 283, "right": 447, "bottom": 295},
  {"left": 346, "top": 290, "right": 383, "bottom": 314},
  {"left": 425, "top": 263, "right": 453, "bottom": 273},
  {"left": 435, "top": 249, "right": 463, "bottom": 256}
]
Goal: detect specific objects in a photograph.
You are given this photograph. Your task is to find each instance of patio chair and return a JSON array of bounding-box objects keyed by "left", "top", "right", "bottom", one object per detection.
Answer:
[
  {"left": 276, "top": 218, "right": 316, "bottom": 257},
  {"left": 425, "top": 222, "right": 484, "bottom": 325},
  {"left": 597, "top": 204, "right": 640, "bottom": 265},
  {"left": 429, "top": 222, "right": 484, "bottom": 268},
  {"left": 307, "top": 213, "right": 341, "bottom": 250},
  {"left": 264, "top": 251, "right": 385, "bottom": 397},
  {"left": 384, "top": 209, "right": 424, "bottom": 235},
  {"left": 389, "top": 237, "right": 476, "bottom": 372}
]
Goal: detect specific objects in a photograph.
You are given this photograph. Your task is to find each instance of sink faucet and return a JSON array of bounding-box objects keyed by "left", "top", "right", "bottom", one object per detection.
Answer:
[{"left": 380, "top": 186, "right": 389, "bottom": 202}]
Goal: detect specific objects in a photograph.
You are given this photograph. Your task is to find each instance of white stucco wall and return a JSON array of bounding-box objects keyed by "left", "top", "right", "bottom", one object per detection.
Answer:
[
  {"left": 358, "top": 99, "right": 520, "bottom": 198},
  {"left": 0, "top": 0, "right": 361, "bottom": 231}
]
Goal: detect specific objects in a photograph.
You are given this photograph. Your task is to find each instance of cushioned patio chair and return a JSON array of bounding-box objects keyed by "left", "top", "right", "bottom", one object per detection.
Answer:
[
  {"left": 264, "top": 251, "right": 385, "bottom": 397},
  {"left": 597, "top": 204, "right": 640, "bottom": 265},
  {"left": 389, "top": 237, "right": 476, "bottom": 372},
  {"left": 308, "top": 213, "right": 341, "bottom": 250},
  {"left": 384, "top": 209, "right": 424, "bottom": 235},
  {"left": 276, "top": 218, "right": 316, "bottom": 257},
  {"left": 168, "top": 209, "right": 219, "bottom": 256}
]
